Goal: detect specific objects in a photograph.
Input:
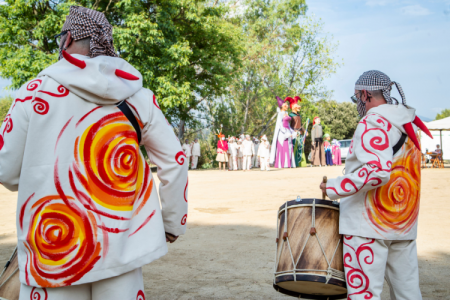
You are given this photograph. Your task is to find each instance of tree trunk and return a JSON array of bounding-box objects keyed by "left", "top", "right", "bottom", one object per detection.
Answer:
[
  {"left": 178, "top": 120, "right": 185, "bottom": 141},
  {"left": 241, "top": 97, "right": 250, "bottom": 134}
]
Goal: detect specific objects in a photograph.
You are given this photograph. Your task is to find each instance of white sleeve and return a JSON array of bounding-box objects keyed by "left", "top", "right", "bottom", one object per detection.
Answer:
[
  {"left": 142, "top": 91, "right": 188, "bottom": 236},
  {"left": 0, "top": 84, "right": 31, "bottom": 191},
  {"left": 326, "top": 114, "right": 393, "bottom": 200}
]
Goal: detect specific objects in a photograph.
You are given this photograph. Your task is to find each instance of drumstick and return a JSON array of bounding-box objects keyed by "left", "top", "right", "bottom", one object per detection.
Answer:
[{"left": 322, "top": 176, "right": 327, "bottom": 200}]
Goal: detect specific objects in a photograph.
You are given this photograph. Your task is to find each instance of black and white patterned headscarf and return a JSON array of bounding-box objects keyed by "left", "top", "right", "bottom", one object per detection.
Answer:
[
  {"left": 355, "top": 70, "right": 406, "bottom": 106},
  {"left": 59, "top": 6, "right": 117, "bottom": 60}
]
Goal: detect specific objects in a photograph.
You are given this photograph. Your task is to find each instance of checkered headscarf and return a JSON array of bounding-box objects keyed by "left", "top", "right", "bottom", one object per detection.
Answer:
[
  {"left": 59, "top": 6, "right": 117, "bottom": 59},
  {"left": 355, "top": 70, "right": 406, "bottom": 106}
]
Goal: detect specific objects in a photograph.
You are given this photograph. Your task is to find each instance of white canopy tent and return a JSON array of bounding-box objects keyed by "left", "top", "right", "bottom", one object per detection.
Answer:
[{"left": 421, "top": 116, "right": 450, "bottom": 160}]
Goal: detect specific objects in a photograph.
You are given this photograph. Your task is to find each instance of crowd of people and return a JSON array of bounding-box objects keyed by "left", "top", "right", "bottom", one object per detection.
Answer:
[
  {"left": 215, "top": 134, "right": 271, "bottom": 171},
  {"left": 211, "top": 95, "right": 345, "bottom": 171},
  {"left": 181, "top": 138, "right": 201, "bottom": 169}
]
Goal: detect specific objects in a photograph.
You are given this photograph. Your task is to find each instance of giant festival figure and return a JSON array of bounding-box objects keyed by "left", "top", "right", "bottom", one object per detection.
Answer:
[
  {"left": 288, "top": 96, "right": 307, "bottom": 167},
  {"left": 270, "top": 96, "right": 297, "bottom": 168},
  {"left": 0, "top": 6, "right": 188, "bottom": 300},
  {"left": 320, "top": 70, "right": 432, "bottom": 300}
]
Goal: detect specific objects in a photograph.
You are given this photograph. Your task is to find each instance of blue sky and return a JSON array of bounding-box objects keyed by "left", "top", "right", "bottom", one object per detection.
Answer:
[{"left": 308, "top": 0, "right": 450, "bottom": 120}]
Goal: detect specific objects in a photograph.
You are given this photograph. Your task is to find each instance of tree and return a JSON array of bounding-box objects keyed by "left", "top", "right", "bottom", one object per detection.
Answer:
[
  {"left": 219, "top": 0, "right": 340, "bottom": 140},
  {"left": 0, "top": 96, "right": 13, "bottom": 122},
  {"left": 0, "top": 0, "right": 242, "bottom": 139},
  {"left": 436, "top": 108, "right": 450, "bottom": 121},
  {"left": 316, "top": 100, "right": 359, "bottom": 140}
]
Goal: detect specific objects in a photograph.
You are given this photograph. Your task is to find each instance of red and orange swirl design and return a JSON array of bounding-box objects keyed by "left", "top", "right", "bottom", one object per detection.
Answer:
[
  {"left": 74, "top": 112, "right": 146, "bottom": 211},
  {"left": 365, "top": 136, "right": 421, "bottom": 234},
  {"left": 24, "top": 195, "right": 101, "bottom": 287}
]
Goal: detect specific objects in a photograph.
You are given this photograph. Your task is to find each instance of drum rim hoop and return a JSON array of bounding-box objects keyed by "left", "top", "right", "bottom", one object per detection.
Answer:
[
  {"left": 273, "top": 283, "right": 347, "bottom": 300},
  {"left": 278, "top": 199, "right": 339, "bottom": 212},
  {"left": 274, "top": 272, "right": 346, "bottom": 285},
  {"left": 278, "top": 203, "right": 339, "bottom": 217}
]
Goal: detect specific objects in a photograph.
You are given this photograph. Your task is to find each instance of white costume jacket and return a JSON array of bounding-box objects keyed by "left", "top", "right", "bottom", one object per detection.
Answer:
[
  {"left": 258, "top": 141, "right": 271, "bottom": 158},
  {"left": 241, "top": 140, "right": 255, "bottom": 156},
  {"left": 191, "top": 142, "right": 201, "bottom": 156},
  {"left": 327, "top": 105, "right": 421, "bottom": 241},
  {"left": 0, "top": 54, "right": 188, "bottom": 288},
  {"left": 254, "top": 143, "right": 259, "bottom": 156},
  {"left": 237, "top": 144, "right": 244, "bottom": 158},
  {"left": 182, "top": 143, "right": 192, "bottom": 157},
  {"left": 228, "top": 142, "right": 238, "bottom": 157}
]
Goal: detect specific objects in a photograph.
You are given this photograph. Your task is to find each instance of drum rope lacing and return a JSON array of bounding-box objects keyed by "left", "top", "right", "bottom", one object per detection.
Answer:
[{"left": 274, "top": 199, "right": 345, "bottom": 285}]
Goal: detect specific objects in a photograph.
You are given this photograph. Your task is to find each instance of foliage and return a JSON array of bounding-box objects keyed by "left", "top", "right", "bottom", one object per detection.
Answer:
[
  {"left": 0, "top": 96, "right": 13, "bottom": 122},
  {"left": 0, "top": 0, "right": 243, "bottom": 139},
  {"left": 316, "top": 100, "right": 359, "bottom": 140},
  {"left": 196, "top": 135, "right": 218, "bottom": 169},
  {"left": 214, "top": 0, "right": 340, "bottom": 139},
  {"left": 435, "top": 108, "right": 450, "bottom": 121}
]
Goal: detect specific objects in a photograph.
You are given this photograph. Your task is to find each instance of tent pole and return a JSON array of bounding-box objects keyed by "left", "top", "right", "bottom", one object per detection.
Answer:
[{"left": 441, "top": 130, "right": 443, "bottom": 166}]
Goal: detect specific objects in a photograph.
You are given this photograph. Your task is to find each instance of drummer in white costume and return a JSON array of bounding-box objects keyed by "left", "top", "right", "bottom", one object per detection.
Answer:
[
  {"left": 0, "top": 6, "right": 188, "bottom": 300},
  {"left": 320, "top": 70, "right": 431, "bottom": 300}
]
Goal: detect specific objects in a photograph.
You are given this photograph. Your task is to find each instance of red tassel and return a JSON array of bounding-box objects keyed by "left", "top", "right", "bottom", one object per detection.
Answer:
[
  {"left": 62, "top": 50, "right": 86, "bottom": 69},
  {"left": 115, "top": 69, "right": 139, "bottom": 81},
  {"left": 404, "top": 122, "right": 421, "bottom": 151},
  {"left": 413, "top": 116, "right": 433, "bottom": 139}
]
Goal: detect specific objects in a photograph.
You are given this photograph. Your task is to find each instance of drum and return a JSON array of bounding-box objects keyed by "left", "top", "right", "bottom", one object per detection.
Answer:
[
  {"left": 273, "top": 199, "right": 347, "bottom": 299},
  {"left": 0, "top": 247, "right": 20, "bottom": 300}
]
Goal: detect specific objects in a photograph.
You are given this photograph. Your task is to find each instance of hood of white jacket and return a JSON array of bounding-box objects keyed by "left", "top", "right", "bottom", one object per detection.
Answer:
[
  {"left": 38, "top": 54, "right": 143, "bottom": 105},
  {"left": 368, "top": 104, "right": 416, "bottom": 134}
]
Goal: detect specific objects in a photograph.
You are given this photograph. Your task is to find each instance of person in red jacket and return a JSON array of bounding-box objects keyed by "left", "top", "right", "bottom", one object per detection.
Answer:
[{"left": 216, "top": 133, "right": 228, "bottom": 171}]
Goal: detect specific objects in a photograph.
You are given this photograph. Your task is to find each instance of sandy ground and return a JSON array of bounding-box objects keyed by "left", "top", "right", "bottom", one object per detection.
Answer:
[{"left": 1, "top": 166, "right": 450, "bottom": 299}]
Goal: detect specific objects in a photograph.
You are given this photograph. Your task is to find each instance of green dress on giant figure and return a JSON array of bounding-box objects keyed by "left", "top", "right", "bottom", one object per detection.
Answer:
[{"left": 289, "top": 112, "right": 305, "bottom": 167}]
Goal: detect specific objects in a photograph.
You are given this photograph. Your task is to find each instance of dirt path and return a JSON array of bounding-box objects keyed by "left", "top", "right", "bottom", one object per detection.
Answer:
[{"left": 1, "top": 166, "right": 449, "bottom": 299}]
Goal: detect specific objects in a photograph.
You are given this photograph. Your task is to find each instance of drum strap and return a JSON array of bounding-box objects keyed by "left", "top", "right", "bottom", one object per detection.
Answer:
[
  {"left": 393, "top": 133, "right": 407, "bottom": 155},
  {"left": 117, "top": 100, "right": 142, "bottom": 144}
]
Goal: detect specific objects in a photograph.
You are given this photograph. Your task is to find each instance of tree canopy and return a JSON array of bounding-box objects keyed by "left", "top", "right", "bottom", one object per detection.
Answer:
[
  {"left": 435, "top": 108, "right": 450, "bottom": 121},
  {"left": 0, "top": 0, "right": 242, "bottom": 138}
]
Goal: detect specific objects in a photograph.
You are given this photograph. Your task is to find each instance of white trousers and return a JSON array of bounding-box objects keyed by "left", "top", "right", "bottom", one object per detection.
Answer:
[
  {"left": 237, "top": 157, "right": 243, "bottom": 170},
  {"left": 191, "top": 155, "right": 199, "bottom": 169},
  {"left": 186, "top": 156, "right": 191, "bottom": 169},
  {"left": 343, "top": 235, "right": 421, "bottom": 300},
  {"left": 260, "top": 157, "right": 270, "bottom": 171},
  {"left": 243, "top": 155, "right": 252, "bottom": 170},
  {"left": 252, "top": 155, "right": 259, "bottom": 167},
  {"left": 229, "top": 156, "right": 238, "bottom": 170},
  {"left": 20, "top": 268, "right": 145, "bottom": 300}
]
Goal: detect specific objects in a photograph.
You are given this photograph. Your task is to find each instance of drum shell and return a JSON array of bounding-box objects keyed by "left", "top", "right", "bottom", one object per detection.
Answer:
[
  {"left": 274, "top": 199, "right": 346, "bottom": 299},
  {"left": 0, "top": 249, "right": 20, "bottom": 300}
]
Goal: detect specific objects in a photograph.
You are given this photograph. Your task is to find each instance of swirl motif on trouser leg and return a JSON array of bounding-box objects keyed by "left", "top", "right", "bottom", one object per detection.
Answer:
[{"left": 343, "top": 236, "right": 374, "bottom": 300}]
